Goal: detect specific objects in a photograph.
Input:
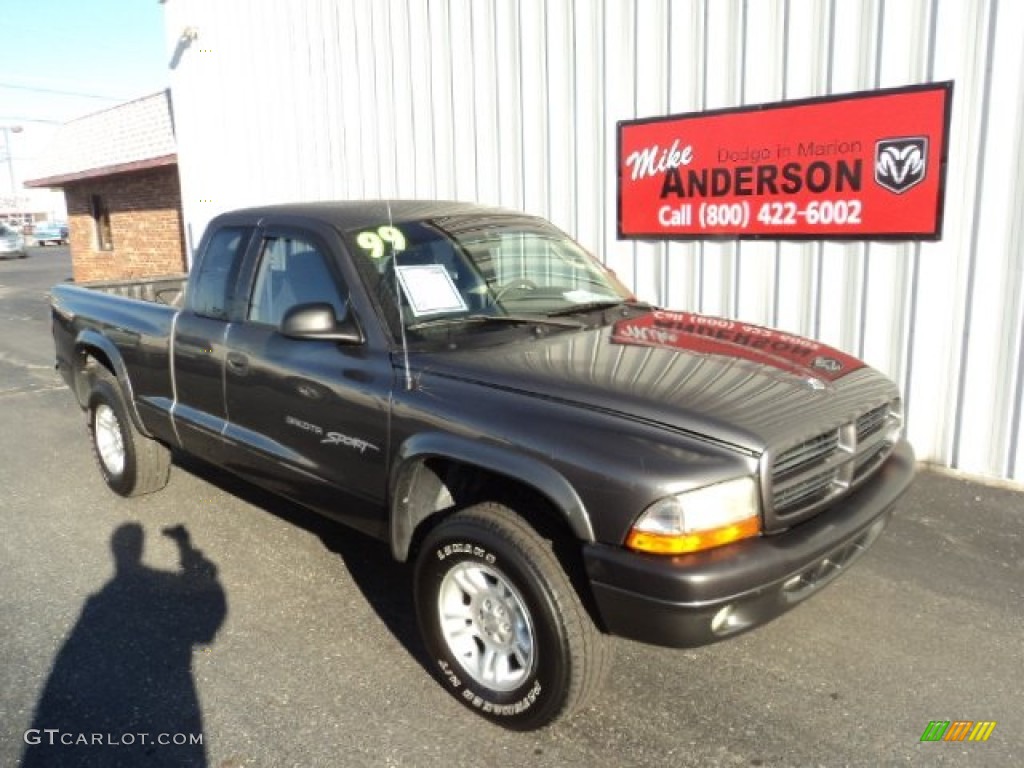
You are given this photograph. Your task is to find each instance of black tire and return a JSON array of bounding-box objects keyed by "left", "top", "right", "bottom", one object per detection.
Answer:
[
  {"left": 87, "top": 367, "right": 171, "bottom": 497},
  {"left": 414, "top": 502, "right": 611, "bottom": 730}
]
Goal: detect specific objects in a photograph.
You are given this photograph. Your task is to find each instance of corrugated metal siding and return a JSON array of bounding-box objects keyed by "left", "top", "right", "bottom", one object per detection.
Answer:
[{"left": 164, "top": 0, "right": 1024, "bottom": 483}]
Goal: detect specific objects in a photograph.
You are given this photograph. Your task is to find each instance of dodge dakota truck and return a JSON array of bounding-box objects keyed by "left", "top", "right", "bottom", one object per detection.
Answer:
[{"left": 51, "top": 201, "right": 914, "bottom": 729}]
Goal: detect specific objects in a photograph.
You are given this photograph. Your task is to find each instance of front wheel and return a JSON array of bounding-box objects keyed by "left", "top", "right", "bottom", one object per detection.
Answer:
[
  {"left": 414, "top": 503, "right": 610, "bottom": 730},
  {"left": 87, "top": 368, "right": 171, "bottom": 497}
]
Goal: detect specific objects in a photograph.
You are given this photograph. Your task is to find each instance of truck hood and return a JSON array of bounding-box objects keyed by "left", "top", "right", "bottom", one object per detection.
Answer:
[{"left": 412, "top": 310, "right": 899, "bottom": 453}]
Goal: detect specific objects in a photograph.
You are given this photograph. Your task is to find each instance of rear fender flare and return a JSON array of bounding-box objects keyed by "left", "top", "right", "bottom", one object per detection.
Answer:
[{"left": 74, "top": 330, "right": 150, "bottom": 437}]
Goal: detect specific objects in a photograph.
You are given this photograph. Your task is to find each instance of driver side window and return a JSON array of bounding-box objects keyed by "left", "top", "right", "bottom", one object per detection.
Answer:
[{"left": 248, "top": 236, "right": 347, "bottom": 327}]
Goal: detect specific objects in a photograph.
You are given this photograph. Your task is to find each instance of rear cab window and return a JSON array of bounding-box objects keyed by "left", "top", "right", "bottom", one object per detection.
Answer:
[{"left": 187, "top": 227, "right": 254, "bottom": 320}]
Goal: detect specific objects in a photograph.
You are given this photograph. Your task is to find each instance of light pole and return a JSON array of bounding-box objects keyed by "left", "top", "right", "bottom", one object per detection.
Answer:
[{"left": 1, "top": 125, "right": 23, "bottom": 203}]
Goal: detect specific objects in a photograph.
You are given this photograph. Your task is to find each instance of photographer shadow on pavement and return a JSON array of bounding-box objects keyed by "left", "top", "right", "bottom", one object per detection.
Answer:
[{"left": 22, "top": 523, "right": 227, "bottom": 768}]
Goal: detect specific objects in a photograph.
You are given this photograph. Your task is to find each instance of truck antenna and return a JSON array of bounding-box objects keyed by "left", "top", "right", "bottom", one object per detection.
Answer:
[{"left": 387, "top": 199, "right": 414, "bottom": 391}]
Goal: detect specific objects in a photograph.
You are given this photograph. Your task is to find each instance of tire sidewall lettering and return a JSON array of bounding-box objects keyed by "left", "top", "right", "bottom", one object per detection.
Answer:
[
  {"left": 436, "top": 658, "right": 463, "bottom": 690},
  {"left": 434, "top": 657, "right": 544, "bottom": 718},
  {"left": 434, "top": 541, "right": 496, "bottom": 564},
  {"left": 460, "top": 680, "right": 543, "bottom": 717}
]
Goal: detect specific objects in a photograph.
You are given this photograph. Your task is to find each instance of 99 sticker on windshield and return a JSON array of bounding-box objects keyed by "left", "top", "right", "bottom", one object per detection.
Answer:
[
  {"left": 357, "top": 225, "right": 406, "bottom": 258},
  {"left": 617, "top": 82, "right": 952, "bottom": 241}
]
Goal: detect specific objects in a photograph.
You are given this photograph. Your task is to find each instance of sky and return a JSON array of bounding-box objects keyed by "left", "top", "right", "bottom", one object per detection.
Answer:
[{"left": 0, "top": 0, "right": 168, "bottom": 213}]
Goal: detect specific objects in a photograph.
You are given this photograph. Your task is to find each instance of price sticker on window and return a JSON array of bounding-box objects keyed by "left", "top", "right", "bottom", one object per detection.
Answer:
[{"left": 395, "top": 264, "right": 468, "bottom": 316}]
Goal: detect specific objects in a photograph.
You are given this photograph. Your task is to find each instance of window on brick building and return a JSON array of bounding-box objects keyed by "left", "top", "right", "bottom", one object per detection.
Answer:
[{"left": 90, "top": 194, "right": 113, "bottom": 251}]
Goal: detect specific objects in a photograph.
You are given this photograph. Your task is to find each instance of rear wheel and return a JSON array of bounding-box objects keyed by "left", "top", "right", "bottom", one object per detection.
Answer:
[
  {"left": 87, "top": 367, "right": 171, "bottom": 496},
  {"left": 414, "top": 502, "right": 611, "bottom": 730}
]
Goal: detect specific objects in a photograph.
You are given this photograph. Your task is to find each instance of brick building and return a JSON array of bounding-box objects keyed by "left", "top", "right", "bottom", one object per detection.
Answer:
[{"left": 25, "top": 91, "right": 186, "bottom": 282}]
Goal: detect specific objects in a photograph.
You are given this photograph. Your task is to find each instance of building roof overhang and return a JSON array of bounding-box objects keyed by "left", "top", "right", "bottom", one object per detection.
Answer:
[{"left": 24, "top": 153, "right": 178, "bottom": 188}]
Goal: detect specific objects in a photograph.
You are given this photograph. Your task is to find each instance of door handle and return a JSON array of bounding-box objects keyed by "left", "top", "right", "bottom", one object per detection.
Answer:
[{"left": 226, "top": 352, "right": 249, "bottom": 375}]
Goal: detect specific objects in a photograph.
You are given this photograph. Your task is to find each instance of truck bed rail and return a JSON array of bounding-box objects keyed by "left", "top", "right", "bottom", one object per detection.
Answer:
[{"left": 73, "top": 274, "right": 187, "bottom": 307}]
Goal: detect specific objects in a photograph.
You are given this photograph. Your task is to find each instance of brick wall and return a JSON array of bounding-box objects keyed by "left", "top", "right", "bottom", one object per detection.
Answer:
[{"left": 64, "top": 166, "right": 187, "bottom": 283}]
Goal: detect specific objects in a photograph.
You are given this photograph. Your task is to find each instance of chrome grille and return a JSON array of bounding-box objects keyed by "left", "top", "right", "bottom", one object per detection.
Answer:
[
  {"left": 768, "top": 399, "right": 901, "bottom": 524},
  {"left": 773, "top": 467, "right": 837, "bottom": 511},
  {"left": 854, "top": 444, "right": 890, "bottom": 481},
  {"left": 774, "top": 431, "right": 839, "bottom": 480},
  {"left": 856, "top": 403, "right": 890, "bottom": 441}
]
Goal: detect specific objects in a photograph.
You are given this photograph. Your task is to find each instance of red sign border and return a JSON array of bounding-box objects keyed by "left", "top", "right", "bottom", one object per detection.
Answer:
[{"left": 616, "top": 81, "right": 954, "bottom": 243}]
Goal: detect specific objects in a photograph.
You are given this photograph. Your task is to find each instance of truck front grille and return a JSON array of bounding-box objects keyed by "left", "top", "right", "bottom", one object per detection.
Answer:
[
  {"left": 767, "top": 399, "right": 901, "bottom": 525},
  {"left": 773, "top": 431, "right": 839, "bottom": 480},
  {"left": 856, "top": 403, "right": 890, "bottom": 442}
]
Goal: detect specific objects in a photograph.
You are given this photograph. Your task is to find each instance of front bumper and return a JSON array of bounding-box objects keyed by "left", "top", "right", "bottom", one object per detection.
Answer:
[{"left": 583, "top": 439, "right": 915, "bottom": 648}]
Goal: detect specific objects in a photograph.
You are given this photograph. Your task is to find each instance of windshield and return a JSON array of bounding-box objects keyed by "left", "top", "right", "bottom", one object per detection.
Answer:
[{"left": 345, "top": 214, "right": 632, "bottom": 342}]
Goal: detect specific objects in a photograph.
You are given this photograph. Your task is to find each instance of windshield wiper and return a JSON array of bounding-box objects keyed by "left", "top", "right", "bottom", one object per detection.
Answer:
[
  {"left": 407, "top": 314, "right": 584, "bottom": 331},
  {"left": 546, "top": 299, "right": 653, "bottom": 317}
]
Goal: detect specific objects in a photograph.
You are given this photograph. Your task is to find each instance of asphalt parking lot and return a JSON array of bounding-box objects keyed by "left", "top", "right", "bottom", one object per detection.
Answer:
[{"left": 1, "top": 246, "right": 1022, "bottom": 767}]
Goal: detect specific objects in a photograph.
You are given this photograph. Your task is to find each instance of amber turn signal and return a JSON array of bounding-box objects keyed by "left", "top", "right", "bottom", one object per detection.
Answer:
[{"left": 626, "top": 516, "right": 761, "bottom": 555}]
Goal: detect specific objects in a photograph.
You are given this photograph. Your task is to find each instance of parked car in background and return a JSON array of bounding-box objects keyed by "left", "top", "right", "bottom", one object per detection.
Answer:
[
  {"left": 0, "top": 222, "right": 27, "bottom": 258},
  {"left": 32, "top": 222, "right": 69, "bottom": 246}
]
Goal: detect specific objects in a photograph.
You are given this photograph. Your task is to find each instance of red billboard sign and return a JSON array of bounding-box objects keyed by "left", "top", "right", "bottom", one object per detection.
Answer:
[{"left": 618, "top": 82, "right": 953, "bottom": 241}]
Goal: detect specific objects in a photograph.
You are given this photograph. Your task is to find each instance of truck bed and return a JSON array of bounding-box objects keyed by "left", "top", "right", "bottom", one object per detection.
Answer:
[
  {"left": 50, "top": 274, "right": 187, "bottom": 415},
  {"left": 65, "top": 274, "right": 188, "bottom": 307}
]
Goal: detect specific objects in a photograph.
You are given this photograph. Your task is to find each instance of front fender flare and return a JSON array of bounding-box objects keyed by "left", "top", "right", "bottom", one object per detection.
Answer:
[{"left": 389, "top": 432, "right": 594, "bottom": 561}]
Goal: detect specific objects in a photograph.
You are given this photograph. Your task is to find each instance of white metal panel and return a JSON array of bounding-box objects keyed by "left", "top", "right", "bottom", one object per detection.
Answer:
[
  {"left": 165, "top": 0, "right": 1024, "bottom": 483},
  {"left": 631, "top": 0, "right": 668, "bottom": 304},
  {"left": 545, "top": 0, "right": 577, "bottom": 234},
  {"left": 774, "top": 0, "right": 829, "bottom": 338},
  {"left": 448, "top": 1, "right": 478, "bottom": 201},
  {"left": 954, "top": 0, "right": 1024, "bottom": 476},
  {"left": 698, "top": 0, "right": 742, "bottom": 318},
  {"left": 571, "top": 0, "right": 603, "bottom": 257},
  {"left": 519, "top": 0, "right": 551, "bottom": 217},
  {"left": 859, "top": 0, "right": 932, "bottom": 395},
  {"left": 734, "top": 0, "right": 784, "bottom": 327},
  {"left": 903, "top": 0, "right": 984, "bottom": 470},
  {"left": 601, "top": 0, "right": 637, "bottom": 285},
  {"left": 375, "top": 0, "right": 398, "bottom": 192},
  {"left": 470, "top": 2, "right": 500, "bottom": 205},
  {"left": 663, "top": 0, "right": 705, "bottom": 312},
  {"left": 407, "top": 0, "right": 436, "bottom": 198},
  {"left": 427, "top": 1, "right": 456, "bottom": 198},
  {"left": 815, "top": 0, "right": 874, "bottom": 358}
]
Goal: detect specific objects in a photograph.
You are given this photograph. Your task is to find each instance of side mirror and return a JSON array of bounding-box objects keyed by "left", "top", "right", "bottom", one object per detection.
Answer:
[{"left": 280, "top": 303, "right": 364, "bottom": 344}]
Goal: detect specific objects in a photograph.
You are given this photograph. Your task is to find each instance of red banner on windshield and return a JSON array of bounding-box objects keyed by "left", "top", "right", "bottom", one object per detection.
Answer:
[{"left": 618, "top": 82, "right": 952, "bottom": 241}]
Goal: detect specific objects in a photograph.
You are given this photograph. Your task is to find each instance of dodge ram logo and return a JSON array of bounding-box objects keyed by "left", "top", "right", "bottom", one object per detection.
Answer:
[
  {"left": 812, "top": 356, "right": 842, "bottom": 373},
  {"left": 875, "top": 137, "right": 927, "bottom": 194}
]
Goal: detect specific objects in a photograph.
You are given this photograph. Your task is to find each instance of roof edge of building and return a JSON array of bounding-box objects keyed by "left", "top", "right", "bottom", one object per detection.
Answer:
[{"left": 25, "top": 154, "right": 178, "bottom": 189}]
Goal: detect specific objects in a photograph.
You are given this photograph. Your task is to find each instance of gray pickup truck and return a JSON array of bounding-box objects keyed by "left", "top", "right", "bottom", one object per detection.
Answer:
[{"left": 51, "top": 201, "right": 914, "bottom": 729}]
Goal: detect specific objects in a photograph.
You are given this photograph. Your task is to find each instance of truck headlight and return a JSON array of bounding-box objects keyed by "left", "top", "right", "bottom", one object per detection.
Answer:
[{"left": 625, "top": 477, "right": 761, "bottom": 555}]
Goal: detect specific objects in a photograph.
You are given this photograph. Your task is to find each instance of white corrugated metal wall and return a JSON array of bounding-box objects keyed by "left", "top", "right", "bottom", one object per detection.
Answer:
[{"left": 164, "top": 0, "right": 1024, "bottom": 483}]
